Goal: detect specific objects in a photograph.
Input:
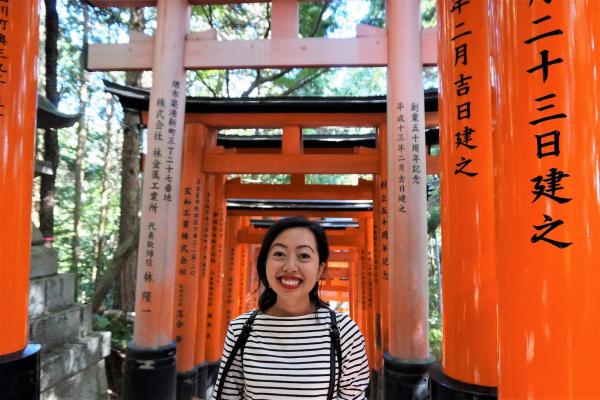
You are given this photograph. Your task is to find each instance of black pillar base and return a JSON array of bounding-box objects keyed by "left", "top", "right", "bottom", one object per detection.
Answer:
[
  {"left": 122, "top": 341, "right": 177, "bottom": 400},
  {"left": 176, "top": 367, "right": 198, "bottom": 400},
  {"left": 368, "top": 369, "right": 381, "bottom": 400},
  {"left": 429, "top": 362, "right": 497, "bottom": 400},
  {"left": 205, "top": 360, "right": 220, "bottom": 398},
  {"left": 195, "top": 362, "right": 208, "bottom": 399},
  {"left": 383, "top": 352, "right": 434, "bottom": 400},
  {"left": 0, "top": 343, "right": 41, "bottom": 400}
]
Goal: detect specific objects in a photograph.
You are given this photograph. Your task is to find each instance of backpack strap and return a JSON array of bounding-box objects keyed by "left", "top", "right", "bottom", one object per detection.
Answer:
[
  {"left": 327, "top": 309, "right": 343, "bottom": 400},
  {"left": 214, "top": 310, "right": 259, "bottom": 400}
]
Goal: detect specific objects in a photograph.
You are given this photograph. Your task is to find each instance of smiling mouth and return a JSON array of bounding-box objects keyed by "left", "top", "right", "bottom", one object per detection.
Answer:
[{"left": 278, "top": 277, "right": 303, "bottom": 289}]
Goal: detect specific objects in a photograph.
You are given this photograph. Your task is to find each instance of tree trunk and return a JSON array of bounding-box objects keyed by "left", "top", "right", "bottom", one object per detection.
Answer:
[
  {"left": 93, "top": 99, "right": 115, "bottom": 286},
  {"left": 92, "top": 226, "right": 139, "bottom": 313},
  {"left": 72, "top": 3, "right": 89, "bottom": 297},
  {"left": 40, "top": 0, "right": 60, "bottom": 240},
  {"left": 116, "top": 8, "right": 144, "bottom": 311}
]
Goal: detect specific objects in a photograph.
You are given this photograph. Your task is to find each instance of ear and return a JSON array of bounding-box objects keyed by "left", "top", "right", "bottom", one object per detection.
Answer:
[{"left": 318, "top": 263, "right": 326, "bottom": 279}]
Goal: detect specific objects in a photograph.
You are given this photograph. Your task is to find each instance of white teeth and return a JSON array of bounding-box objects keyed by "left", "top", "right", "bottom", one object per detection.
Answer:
[{"left": 281, "top": 278, "right": 300, "bottom": 286}]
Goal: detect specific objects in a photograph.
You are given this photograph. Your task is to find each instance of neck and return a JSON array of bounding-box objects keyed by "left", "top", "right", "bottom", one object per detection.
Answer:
[{"left": 267, "top": 298, "right": 315, "bottom": 317}]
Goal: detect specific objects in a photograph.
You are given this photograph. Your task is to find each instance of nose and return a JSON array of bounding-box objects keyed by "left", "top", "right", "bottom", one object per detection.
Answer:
[{"left": 282, "top": 256, "right": 298, "bottom": 272}]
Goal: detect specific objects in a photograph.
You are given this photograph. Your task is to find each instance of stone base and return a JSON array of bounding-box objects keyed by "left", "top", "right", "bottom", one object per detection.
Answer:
[{"left": 41, "top": 359, "right": 109, "bottom": 400}]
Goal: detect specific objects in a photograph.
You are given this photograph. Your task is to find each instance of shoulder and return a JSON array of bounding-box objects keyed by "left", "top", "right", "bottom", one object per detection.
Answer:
[
  {"left": 227, "top": 309, "right": 258, "bottom": 334},
  {"left": 333, "top": 311, "right": 364, "bottom": 342}
]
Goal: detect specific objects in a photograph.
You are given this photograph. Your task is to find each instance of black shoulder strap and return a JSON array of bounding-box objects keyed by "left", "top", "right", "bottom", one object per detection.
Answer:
[
  {"left": 327, "top": 309, "right": 343, "bottom": 400},
  {"left": 215, "top": 310, "right": 259, "bottom": 400}
]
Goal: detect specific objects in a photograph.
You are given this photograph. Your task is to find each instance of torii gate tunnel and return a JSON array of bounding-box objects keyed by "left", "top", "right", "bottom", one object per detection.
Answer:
[{"left": 1, "top": 1, "right": 600, "bottom": 400}]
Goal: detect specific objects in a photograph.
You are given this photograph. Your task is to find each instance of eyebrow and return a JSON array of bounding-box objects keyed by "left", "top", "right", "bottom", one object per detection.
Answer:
[{"left": 271, "top": 243, "right": 315, "bottom": 253}]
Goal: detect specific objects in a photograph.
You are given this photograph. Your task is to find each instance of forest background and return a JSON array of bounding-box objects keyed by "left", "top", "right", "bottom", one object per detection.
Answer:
[{"left": 33, "top": 0, "right": 442, "bottom": 388}]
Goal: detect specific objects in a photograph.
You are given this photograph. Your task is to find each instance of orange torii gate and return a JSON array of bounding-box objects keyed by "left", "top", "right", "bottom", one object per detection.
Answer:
[
  {"left": 106, "top": 71, "right": 439, "bottom": 400},
  {"left": 2, "top": 1, "right": 600, "bottom": 400},
  {"left": 90, "top": 3, "right": 436, "bottom": 394}
]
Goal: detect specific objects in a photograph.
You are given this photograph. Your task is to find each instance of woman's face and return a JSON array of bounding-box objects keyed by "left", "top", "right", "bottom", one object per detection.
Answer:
[{"left": 265, "top": 227, "right": 324, "bottom": 308}]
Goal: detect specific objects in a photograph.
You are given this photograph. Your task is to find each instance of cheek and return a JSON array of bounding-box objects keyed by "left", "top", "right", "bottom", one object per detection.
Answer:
[{"left": 265, "top": 261, "right": 278, "bottom": 284}]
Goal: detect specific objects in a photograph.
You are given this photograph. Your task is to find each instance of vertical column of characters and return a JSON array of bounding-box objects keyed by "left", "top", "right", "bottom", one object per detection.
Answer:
[
  {"left": 360, "top": 217, "right": 375, "bottom": 374},
  {"left": 376, "top": 123, "right": 390, "bottom": 356},
  {"left": 205, "top": 173, "right": 226, "bottom": 366},
  {"left": 433, "top": 0, "right": 498, "bottom": 396},
  {"left": 134, "top": 79, "right": 187, "bottom": 345},
  {"left": 173, "top": 125, "right": 205, "bottom": 371},
  {"left": 245, "top": 243, "right": 257, "bottom": 311},
  {"left": 237, "top": 224, "right": 249, "bottom": 315},
  {"left": 123, "top": 2, "right": 189, "bottom": 399},
  {"left": 194, "top": 172, "right": 215, "bottom": 397},
  {"left": 490, "top": 0, "right": 600, "bottom": 397},
  {"left": 385, "top": 0, "right": 430, "bottom": 360},
  {"left": 132, "top": 15, "right": 189, "bottom": 347},
  {"left": 220, "top": 215, "right": 241, "bottom": 343},
  {"left": 235, "top": 217, "right": 249, "bottom": 316},
  {"left": 365, "top": 216, "right": 381, "bottom": 381},
  {"left": 384, "top": 0, "right": 433, "bottom": 397},
  {"left": 356, "top": 238, "right": 371, "bottom": 346},
  {"left": 348, "top": 251, "right": 358, "bottom": 326}
]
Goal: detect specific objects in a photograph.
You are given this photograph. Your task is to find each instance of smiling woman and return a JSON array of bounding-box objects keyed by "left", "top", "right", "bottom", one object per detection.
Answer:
[{"left": 211, "top": 217, "right": 370, "bottom": 400}]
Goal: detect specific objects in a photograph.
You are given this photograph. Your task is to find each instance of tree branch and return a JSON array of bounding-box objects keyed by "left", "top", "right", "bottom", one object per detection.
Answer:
[
  {"left": 280, "top": 68, "right": 327, "bottom": 96},
  {"left": 309, "top": 0, "right": 332, "bottom": 38},
  {"left": 240, "top": 1, "right": 331, "bottom": 97},
  {"left": 196, "top": 71, "right": 219, "bottom": 97},
  {"left": 241, "top": 69, "right": 293, "bottom": 97},
  {"left": 91, "top": 225, "right": 139, "bottom": 313}
]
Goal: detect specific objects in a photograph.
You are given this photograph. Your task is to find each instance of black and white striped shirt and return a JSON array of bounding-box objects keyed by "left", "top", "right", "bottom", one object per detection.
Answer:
[{"left": 211, "top": 308, "right": 370, "bottom": 399}]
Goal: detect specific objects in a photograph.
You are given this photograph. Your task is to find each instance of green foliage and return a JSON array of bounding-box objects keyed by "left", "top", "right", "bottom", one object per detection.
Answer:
[{"left": 92, "top": 313, "right": 133, "bottom": 351}]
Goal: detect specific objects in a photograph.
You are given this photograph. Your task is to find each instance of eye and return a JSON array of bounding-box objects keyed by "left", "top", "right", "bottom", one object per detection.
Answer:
[
  {"left": 298, "top": 252, "right": 312, "bottom": 261},
  {"left": 272, "top": 250, "right": 286, "bottom": 258}
]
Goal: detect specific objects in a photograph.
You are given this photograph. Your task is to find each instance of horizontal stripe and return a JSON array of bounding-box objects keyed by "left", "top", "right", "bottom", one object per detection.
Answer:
[{"left": 211, "top": 308, "right": 369, "bottom": 400}]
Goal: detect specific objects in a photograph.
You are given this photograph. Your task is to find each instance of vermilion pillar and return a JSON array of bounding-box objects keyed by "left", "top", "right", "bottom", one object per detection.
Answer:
[
  {"left": 172, "top": 125, "right": 205, "bottom": 399},
  {"left": 431, "top": 0, "right": 498, "bottom": 398},
  {"left": 195, "top": 173, "right": 215, "bottom": 399},
  {"left": 205, "top": 173, "right": 226, "bottom": 389},
  {"left": 0, "top": 2, "right": 42, "bottom": 399},
  {"left": 123, "top": 1, "right": 189, "bottom": 398},
  {"left": 376, "top": 123, "right": 390, "bottom": 355},
  {"left": 384, "top": 0, "right": 434, "bottom": 398},
  {"left": 236, "top": 225, "right": 249, "bottom": 316},
  {"left": 490, "top": 1, "right": 600, "bottom": 398}
]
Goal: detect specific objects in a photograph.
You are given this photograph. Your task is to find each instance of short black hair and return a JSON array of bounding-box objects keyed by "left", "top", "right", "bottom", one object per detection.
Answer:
[{"left": 256, "top": 217, "right": 329, "bottom": 312}]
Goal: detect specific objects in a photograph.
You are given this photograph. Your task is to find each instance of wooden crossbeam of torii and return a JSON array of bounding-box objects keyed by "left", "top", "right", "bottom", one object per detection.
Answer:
[
  {"left": 225, "top": 177, "right": 373, "bottom": 201},
  {"left": 86, "top": 1, "right": 437, "bottom": 71}
]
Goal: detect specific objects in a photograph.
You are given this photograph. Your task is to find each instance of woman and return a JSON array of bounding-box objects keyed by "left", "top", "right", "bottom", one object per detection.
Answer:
[{"left": 211, "top": 217, "right": 370, "bottom": 399}]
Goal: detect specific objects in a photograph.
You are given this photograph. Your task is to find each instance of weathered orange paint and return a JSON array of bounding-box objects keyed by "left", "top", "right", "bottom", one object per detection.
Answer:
[
  {"left": 220, "top": 216, "right": 241, "bottom": 345},
  {"left": 490, "top": 1, "right": 600, "bottom": 397},
  {"left": 359, "top": 219, "right": 375, "bottom": 369},
  {"left": 0, "top": 0, "right": 39, "bottom": 357},
  {"left": 194, "top": 173, "right": 215, "bottom": 366},
  {"left": 438, "top": 0, "right": 497, "bottom": 387},
  {"left": 385, "top": 0, "right": 430, "bottom": 361},
  {"left": 131, "top": 0, "right": 189, "bottom": 348},
  {"left": 204, "top": 174, "right": 226, "bottom": 364},
  {"left": 173, "top": 125, "right": 206, "bottom": 372},
  {"left": 366, "top": 217, "right": 382, "bottom": 372},
  {"left": 236, "top": 239, "right": 249, "bottom": 316},
  {"left": 245, "top": 243, "right": 259, "bottom": 311},
  {"left": 376, "top": 124, "right": 390, "bottom": 354}
]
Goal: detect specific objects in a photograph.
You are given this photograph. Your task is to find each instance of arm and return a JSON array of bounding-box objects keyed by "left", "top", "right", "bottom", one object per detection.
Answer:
[
  {"left": 211, "top": 323, "right": 244, "bottom": 400},
  {"left": 337, "top": 315, "right": 370, "bottom": 400}
]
